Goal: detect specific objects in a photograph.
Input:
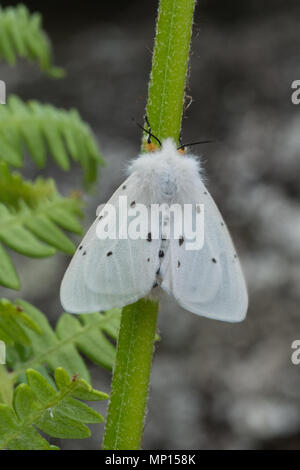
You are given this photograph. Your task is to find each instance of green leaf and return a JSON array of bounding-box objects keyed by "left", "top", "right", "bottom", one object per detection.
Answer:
[
  {"left": 37, "top": 410, "right": 91, "bottom": 439},
  {"left": 0, "top": 405, "right": 18, "bottom": 439},
  {"left": 55, "top": 368, "right": 108, "bottom": 401},
  {"left": 0, "top": 225, "right": 55, "bottom": 257},
  {"left": 56, "top": 396, "right": 104, "bottom": 423},
  {"left": 57, "top": 313, "right": 117, "bottom": 370},
  {"left": 0, "top": 367, "right": 107, "bottom": 450},
  {"left": 0, "top": 4, "right": 63, "bottom": 77},
  {"left": 14, "top": 383, "right": 39, "bottom": 418},
  {"left": 25, "top": 215, "right": 75, "bottom": 254},
  {"left": 7, "top": 426, "right": 59, "bottom": 450},
  {"left": 26, "top": 368, "right": 57, "bottom": 402},
  {"left": 8, "top": 301, "right": 120, "bottom": 386},
  {"left": 0, "top": 242, "right": 19, "bottom": 289},
  {"left": 0, "top": 95, "right": 105, "bottom": 188},
  {"left": 0, "top": 163, "right": 84, "bottom": 289},
  {"left": 0, "top": 365, "right": 14, "bottom": 405},
  {"left": 0, "top": 299, "right": 41, "bottom": 346}
]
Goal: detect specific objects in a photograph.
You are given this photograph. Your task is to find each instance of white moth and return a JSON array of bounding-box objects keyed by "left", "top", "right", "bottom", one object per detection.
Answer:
[{"left": 60, "top": 139, "right": 248, "bottom": 322}]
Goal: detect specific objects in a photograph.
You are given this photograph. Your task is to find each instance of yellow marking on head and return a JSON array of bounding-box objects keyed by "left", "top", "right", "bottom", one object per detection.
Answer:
[{"left": 145, "top": 142, "right": 159, "bottom": 153}]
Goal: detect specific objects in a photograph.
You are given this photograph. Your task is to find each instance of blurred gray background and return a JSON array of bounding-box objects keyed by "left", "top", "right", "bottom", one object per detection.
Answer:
[{"left": 2, "top": 0, "right": 300, "bottom": 450}]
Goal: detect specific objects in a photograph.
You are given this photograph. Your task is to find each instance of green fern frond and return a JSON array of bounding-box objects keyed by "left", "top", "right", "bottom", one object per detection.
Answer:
[
  {"left": 0, "top": 367, "right": 108, "bottom": 450},
  {"left": 0, "top": 164, "right": 84, "bottom": 290},
  {"left": 0, "top": 161, "right": 56, "bottom": 209},
  {"left": 7, "top": 300, "right": 120, "bottom": 385},
  {"left": 0, "top": 95, "right": 104, "bottom": 188},
  {"left": 0, "top": 365, "right": 14, "bottom": 406},
  {"left": 0, "top": 298, "right": 41, "bottom": 346},
  {"left": 0, "top": 4, "right": 64, "bottom": 77}
]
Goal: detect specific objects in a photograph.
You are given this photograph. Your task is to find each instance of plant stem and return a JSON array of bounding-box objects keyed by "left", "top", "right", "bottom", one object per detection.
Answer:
[
  {"left": 103, "top": 0, "right": 196, "bottom": 450},
  {"left": 102, "top": 299, "right": 159, "bottom": 450},
  {"left": 146, "top": 0, "right": 196, "bottom": 143}
]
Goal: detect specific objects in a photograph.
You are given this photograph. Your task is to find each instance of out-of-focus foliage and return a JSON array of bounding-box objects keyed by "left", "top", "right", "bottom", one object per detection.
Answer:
[
  {"left": 0, "top": 163, "right": 84, "bottom": 289},
  {"left": 0, "top": 4, "right": 63, "bottom": 77},
  {"left": 0, "top": 96, "right": 104, "bottom": 188},
  {"left": 0, "top": 298, "right": 41, "bottom": 346},
  {"left": 0, "top": 2, "right": 111, "bottom": 451}
]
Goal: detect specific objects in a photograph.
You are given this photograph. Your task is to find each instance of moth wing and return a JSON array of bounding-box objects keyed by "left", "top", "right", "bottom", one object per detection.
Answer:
[
  {"left": 60, "top": 173, "right": 160, "bottom": 313},
  {"left": 160, "top": 183, "right": 248, "bottom": 322}
]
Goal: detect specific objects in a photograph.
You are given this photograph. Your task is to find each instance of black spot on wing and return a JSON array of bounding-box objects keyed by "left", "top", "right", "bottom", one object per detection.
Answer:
[
  {"left": 159, "top": 250, "right": 164, "bottom": 258},
  {"left": 212, "top": 257, "right": 217, "bottom": 263},
  {"left": 177, "top": 261, "right": 181, "bottom": 268},
  {"left": 147, "top": 232, "right": 152, "bottom": 242},
  {"left": 130, "top": 201, "right": 136, "bottom": 208},
  {"left": 179, "top": 236, "right": 184, "bottom": 247},
  {"left": 107, "top": 251, "right": 113, "bottom": 257}
]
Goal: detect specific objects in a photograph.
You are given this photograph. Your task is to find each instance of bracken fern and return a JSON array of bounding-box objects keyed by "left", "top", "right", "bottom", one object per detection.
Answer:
[
  {"left": 0, "top": 3, "right": 115, "bottom": 449},
  {"left": 0, "top": 4, "right": 63, "bottom": 77},
  {"left": 0, "top": 96, "right": 104, "bottom": 188},
  {"left": 0, "top": 367, "right": 108, "bottom": 450},
  {"left": 0, "top": 163, "right": 84, "bottom": 289}
]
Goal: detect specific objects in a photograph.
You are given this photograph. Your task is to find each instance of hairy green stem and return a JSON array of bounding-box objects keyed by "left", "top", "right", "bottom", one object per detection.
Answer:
[
  {"left": 103, "top": 0, "right": 196, "bottom": 450},
  {"left": 146, "top": 0, "right": 196, "bottom": 143},
  {"left": 102, "top": 300, "right": 159, "bottom": 450}
]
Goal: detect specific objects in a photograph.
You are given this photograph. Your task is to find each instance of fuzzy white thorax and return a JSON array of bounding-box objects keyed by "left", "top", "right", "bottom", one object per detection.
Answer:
[{"left": 127, "top": 139, "right": 204, "bottom": 205}]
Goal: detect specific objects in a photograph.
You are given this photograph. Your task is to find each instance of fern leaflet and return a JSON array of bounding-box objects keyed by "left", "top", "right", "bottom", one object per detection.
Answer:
[
  {"left": 0, "top": 95, "right": 104, "bottom": 188},
  {"left": 0, "top": 298, "right": 41, "bottom": 346},
  {"left": 0, "top": 163, "right": 83, "bottom": 289},
  {"left": 7, "top": 300, "right": 120, "bottom": 385},
  {"left": 0, "top": 4, "right": 63, "bottom": 77},
  {"left": 0, "top": 367, "right": 108, "bottom": 450}
]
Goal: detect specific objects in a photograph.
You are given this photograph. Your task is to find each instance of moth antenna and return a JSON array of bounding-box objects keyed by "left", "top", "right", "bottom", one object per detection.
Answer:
[
  {"left": 144, "top": 114, "right": 152, "bottom": 144},
  {"left": 137, "top": 121, "right": 162, "bottom": 147},
  {"left": 144, "top": 114, "right": 151, "bottom": 131},
  {"left": 144, "top": 114, "right": 162, "bottom": 147},
  {"left": 177, "top": 139, "right": 215, "bottom": 150}
]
